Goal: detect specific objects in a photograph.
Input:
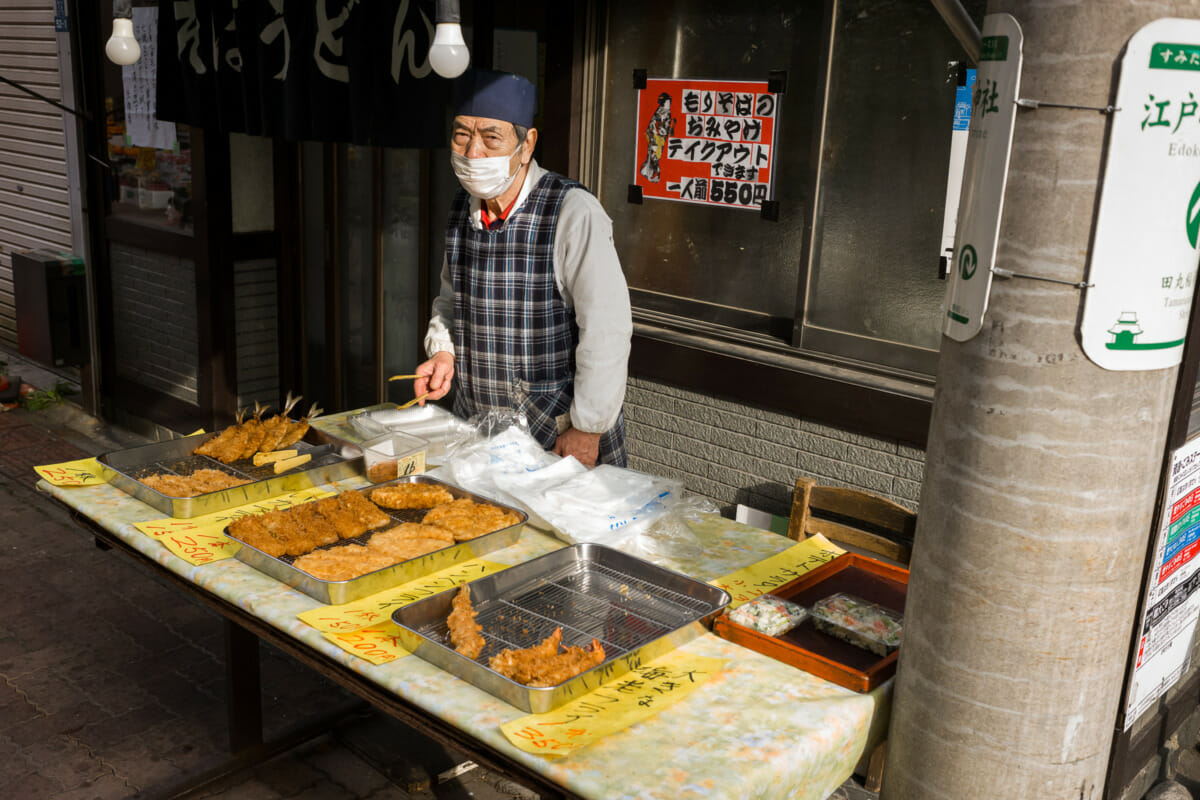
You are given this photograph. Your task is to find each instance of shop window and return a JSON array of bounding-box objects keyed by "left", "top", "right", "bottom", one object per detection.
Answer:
[
  {"left": 596, "top": 0, "right": 985, "bottom": 440},
  {"left": 104, "top": 42, "right": 193, "bottom": 235}
]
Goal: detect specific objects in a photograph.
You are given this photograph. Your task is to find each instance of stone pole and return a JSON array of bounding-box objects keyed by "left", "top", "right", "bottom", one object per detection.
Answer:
[{"left": 883, "top": 1, "right": 1199, "bottom": 798}]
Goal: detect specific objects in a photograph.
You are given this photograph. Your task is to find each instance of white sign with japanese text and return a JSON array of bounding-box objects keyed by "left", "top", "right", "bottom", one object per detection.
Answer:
[
  {"left": 943, "top": 14, "right": 1023, "bottom": 342},
  {"left": 122, "top": 7, "right": 176, "bottom": 150},
  {"left": 1082, "top": 18, "right": 1200, "bottom": 370}
]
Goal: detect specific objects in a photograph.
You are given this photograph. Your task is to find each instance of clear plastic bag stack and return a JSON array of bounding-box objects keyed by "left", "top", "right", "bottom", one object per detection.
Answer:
[{"left": 427, "top": 410, "right": 715, "bottom": 562}]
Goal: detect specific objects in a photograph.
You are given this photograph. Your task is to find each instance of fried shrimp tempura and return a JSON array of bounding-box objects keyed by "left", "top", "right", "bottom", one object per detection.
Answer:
[
  {"left": 140, "top": 468, "right": 251, "bottom": 498},
  {"left": 369, "top": 482, "right": 455, "bottom": 509},
  {"left": 487, "top": 628, "right": 606, "bottom": 687},
  {"left": 447, "top": 586, "right": 486, "bottom": 659}
]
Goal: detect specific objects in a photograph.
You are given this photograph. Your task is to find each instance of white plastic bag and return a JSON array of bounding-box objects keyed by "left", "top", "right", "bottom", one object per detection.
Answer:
[
  {"left": 499, "top": 464, "right": 684, "bottom": 548},
  {"left": 628, "top": 492, "right": 718, "bottom": 562},
  {"left": 425, "top": 411, "right": 560, "bottom": 519}
]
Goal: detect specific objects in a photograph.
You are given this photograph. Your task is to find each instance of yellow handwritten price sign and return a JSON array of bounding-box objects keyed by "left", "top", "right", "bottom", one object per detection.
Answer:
[
  {"left": 135, "top": 487, "right": 335, "bottom": 565},
  {"left": 325, "top": 623, "right": 410, "bottom": 665},
  {"left": 34, "top": 457, "right": 109, "bottom": 487},
  {"left": 299, "top": 558, "right": 509, "bottom": 634},
  {"left": 501, "top": 651, "right": 728, "bottom": 757},
  {"left": 710, "top": 534, "right": 844, "bottom": 609}
]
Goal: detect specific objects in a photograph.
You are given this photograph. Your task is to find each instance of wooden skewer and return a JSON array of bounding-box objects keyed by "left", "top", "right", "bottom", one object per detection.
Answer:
[{"left": 397, "top": 392, "right": 431, "bottom": 410}]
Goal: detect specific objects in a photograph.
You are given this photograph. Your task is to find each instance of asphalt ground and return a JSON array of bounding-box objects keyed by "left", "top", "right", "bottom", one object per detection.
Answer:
[{"left": 0, "top": 347, "right": 877, "bottom": 800}]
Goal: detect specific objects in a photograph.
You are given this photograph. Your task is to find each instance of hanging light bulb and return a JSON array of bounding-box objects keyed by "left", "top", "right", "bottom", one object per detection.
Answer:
[
  {"left": 429, "top": 0, "right": 470, "bottom": 79},
  {"left": 105, "top": 0, "right": 141, "bottom": 66}
]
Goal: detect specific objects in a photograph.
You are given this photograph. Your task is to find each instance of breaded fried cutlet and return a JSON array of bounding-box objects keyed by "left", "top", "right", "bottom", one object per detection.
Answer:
[
  {"left": 314, "top": 495, "right": 368, "bottom": 539},
  {"left": 422, "top": 498, "right": 522, "bottom": 541},
  {"left": 369, "top": 482, "right": 455, "bottom": 510},
  {"left": 337, "top": 489, "right": 393, "bottom": 529},
  {"left": 367, "top": 533, "right": 449, "bottom": 562},
  {"left": 292, "top": 545, "right": 394, "bottom": 581},
  {"left": 141, "top": 468, "right": 251, "bottom": 497},
  {"left": 227, "top": 514, "right": 287, "bottom": 557},
  {"left": 289, "top": 503, "right": 341, "bottom": 549},
  {"left": 373, "top": 522, "right": 455, "bottom": 544}
]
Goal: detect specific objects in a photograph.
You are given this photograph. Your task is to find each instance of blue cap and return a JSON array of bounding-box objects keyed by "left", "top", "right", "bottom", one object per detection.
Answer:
[{"left": 453, "top": 70, "right": 536, "bottom": 128}]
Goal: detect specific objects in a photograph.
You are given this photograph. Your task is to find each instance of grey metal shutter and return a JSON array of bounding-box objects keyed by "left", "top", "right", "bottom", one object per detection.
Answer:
[{"left": 0, "top": 5, "right": 73, "bottom": 350}]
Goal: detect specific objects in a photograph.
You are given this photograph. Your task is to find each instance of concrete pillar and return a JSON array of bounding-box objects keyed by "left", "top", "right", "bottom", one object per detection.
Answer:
[{"left": 883, "top": 2, "right": 1196, "bottom": 798}]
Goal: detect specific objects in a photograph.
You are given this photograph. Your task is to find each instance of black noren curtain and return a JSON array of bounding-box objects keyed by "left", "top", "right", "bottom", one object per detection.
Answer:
[{"left": 156, "top": 0, "right": 451, "bottom": 148}]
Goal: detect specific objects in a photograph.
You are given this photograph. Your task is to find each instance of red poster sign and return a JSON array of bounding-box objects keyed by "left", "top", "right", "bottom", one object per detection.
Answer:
[{"left": 633, "top": 77, "right": 780, "bottom": 211}]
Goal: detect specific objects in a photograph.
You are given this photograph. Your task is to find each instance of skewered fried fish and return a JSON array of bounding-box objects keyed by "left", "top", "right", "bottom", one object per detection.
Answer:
[
  {"left": 275, "top": 401, "right": 324, "bottom": 449},
  {"left": 193, "top": 395, "right": 322, "bottom": 464}
]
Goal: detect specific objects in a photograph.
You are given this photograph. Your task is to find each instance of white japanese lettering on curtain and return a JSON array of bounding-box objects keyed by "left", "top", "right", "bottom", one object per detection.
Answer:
[{"left": 156, "top": 0, "right": 450, "bottom": 148}]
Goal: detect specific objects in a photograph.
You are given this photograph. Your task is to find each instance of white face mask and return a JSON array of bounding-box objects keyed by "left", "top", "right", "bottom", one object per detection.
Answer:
[{"left": 450, "top": 145, "right": 523, "bottom": 200}]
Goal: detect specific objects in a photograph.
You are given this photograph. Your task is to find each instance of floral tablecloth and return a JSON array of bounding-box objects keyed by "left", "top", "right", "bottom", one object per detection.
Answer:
[{"left": 40, "top": 472, "right": 887, "bottom": 800}]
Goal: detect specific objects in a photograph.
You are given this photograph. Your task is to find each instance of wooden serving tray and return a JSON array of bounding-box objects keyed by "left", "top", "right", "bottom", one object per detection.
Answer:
[{"left": 712, "top": 552, "right": 909, "bottom": 692}]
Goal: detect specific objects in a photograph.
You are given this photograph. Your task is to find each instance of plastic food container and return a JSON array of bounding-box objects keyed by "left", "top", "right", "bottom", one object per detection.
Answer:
[
  {"left": 810, "top": 593, "right": 903, "bottom": 656},
  {"left": 726, "top": 594, "right": 808, "bottom": 636},
  {"left": 362, "top": 431, "right": 427, "bottom": 483}
]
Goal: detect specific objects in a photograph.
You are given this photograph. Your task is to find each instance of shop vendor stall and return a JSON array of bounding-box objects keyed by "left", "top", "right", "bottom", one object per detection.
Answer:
[{"left": 36, "top": 410, "right": 890, "bottom": 800}]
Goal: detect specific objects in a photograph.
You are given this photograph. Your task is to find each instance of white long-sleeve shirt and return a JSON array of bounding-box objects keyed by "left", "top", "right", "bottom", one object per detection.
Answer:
[{"left": 425, "top": 159, "right": 632, "bottom": 434}]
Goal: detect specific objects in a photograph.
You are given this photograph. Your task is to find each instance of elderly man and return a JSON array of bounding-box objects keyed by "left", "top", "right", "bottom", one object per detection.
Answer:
[{"left": 415, "top": 70, "right": 632, "bottom": 467}]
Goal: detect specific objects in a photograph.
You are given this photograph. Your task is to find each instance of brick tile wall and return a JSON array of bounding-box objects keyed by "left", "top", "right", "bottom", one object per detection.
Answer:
[
  {"left": 110, "top": 244, "right": 199, "bottom": 404},
  {"left": 624, "top": 376, "right": 924, "bottom": 518}
]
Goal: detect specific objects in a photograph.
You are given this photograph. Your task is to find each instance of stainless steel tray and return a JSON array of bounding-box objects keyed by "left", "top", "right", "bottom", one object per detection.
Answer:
[
  {"left": 229, "top": 476, "right": 527, "bottom": 605},
  {"left": 100, "top": 426, "right": 364, "bottom": 518},
  {"left": 391, "top": 543, "right": 731, "bottom": 713}
]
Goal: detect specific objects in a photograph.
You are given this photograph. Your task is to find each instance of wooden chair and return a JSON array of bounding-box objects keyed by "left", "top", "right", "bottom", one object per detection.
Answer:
[
  {"left": 787, "top": 477, "right": 915, "bottom": 791},
  {"left": 787, "top": 476, "right": 917, "bottom": 567}
]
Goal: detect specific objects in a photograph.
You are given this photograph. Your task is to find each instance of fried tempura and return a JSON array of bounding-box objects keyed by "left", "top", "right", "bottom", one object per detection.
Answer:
[
  {"left": 369, "top": 482, "right": 455, "bottom": 509},
  {"left": 447, "top": 585, "right": 486, "bottom": 659},
  {"left": 422, "top": 498, "right": 522, "bottom": 541},
  {"left": 487, "top": 628, "right": 606, "bottom": 687},
  {"left": 489, "top": 628, "right": 563, "bottom": 680},
  {"left": 140, "top": 468, "right": 251, "bottom": 498}
]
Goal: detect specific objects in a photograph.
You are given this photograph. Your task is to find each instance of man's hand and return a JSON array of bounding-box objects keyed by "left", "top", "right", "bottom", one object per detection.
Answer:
[
  {"left": 553, "top": 426, "right": 601, "bottom": 467},
  {"left": 414, "top": 352, "right": 455, "bottom": 404}
]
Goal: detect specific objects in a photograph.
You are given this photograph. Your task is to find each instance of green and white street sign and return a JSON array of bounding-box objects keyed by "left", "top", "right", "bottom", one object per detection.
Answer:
[
  {"left": 1082, "top": 18, "right": 1200, "bottom": 371},
  {"left": 943, "top": 14, "right": 1024, "bottom": 342}
]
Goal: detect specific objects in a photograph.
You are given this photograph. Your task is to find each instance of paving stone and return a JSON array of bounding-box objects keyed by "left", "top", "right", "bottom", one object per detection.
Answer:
[
  {"left": 6, "top": 699, "right": 108, "bottom": 747},
  {"left": 18, "top": 734, "right": 109, "bottom": 793},
  {"left": 2, "top": 767, "right": 66, "bottom": 800},
  {"left": 52, "top": 772, "right": 137, "bottom": 800},
  {"left": 10, "top": 666, "right": 91, "bottom": 716}
]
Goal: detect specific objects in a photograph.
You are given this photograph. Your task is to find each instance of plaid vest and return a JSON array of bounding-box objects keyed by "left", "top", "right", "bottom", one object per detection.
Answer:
[{"left": 446, "top": 171, "right": 626, "bottom": 466}]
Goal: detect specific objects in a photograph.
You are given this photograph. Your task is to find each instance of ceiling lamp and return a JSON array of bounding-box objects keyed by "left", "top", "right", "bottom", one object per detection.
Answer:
[{"left": 429, "top": 0, "right": 470, "bottom": 79}]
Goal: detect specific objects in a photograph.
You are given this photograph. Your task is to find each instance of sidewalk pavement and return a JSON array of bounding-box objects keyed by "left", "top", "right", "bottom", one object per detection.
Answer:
[{"left": 0, "top": 347, "right": 877, "bottom": 800}]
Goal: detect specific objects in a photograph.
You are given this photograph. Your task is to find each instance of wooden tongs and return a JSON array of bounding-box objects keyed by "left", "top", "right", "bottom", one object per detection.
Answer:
[{"left": 388, "top": 373, "right": 429, "bottom": 408}]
